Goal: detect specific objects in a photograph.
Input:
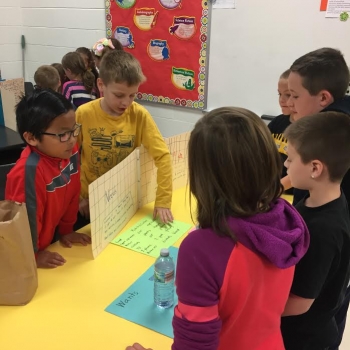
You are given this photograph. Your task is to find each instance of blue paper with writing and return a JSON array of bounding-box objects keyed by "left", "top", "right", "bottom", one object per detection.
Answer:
[{"left": 105, "top": 246, "right": 179, "bottom": 338}]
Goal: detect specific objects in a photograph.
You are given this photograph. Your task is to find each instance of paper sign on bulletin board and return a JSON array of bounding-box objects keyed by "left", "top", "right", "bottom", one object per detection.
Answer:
[{"left": 105, "top": 0, "right": 211, "bottom": 110}]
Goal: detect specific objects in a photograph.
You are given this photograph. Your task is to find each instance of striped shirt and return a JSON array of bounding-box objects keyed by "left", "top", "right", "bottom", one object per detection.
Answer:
[{"left": 62, "top": 81, "right": 97, "bottom": 109}]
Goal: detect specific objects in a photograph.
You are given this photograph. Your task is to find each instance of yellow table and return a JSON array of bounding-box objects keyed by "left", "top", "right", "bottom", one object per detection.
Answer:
[{"left": 0, "top": 188, "right": 293, "bottom": 350}]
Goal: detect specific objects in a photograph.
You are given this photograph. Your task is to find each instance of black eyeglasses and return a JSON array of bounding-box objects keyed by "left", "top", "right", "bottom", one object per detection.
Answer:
[{"left": 40, "top": 123, "right": 81, "bottom": 142}]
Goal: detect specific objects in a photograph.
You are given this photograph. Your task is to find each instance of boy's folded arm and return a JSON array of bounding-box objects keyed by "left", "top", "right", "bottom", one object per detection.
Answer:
[{"left": 282, "top": 293, "right": 315, "bottom": 316}]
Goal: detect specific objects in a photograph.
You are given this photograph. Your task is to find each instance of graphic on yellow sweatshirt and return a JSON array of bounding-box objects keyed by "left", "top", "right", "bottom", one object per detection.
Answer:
[
  {"left": 87, "top": 128, "right": 135, "bottom": 176},
  {"left": 76, "top": 100, "right": 172, "bottom": 208}
]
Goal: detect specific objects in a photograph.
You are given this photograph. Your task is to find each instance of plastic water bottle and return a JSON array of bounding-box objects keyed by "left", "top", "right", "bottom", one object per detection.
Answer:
[{"left": 154, "top": 248, "right": 175, "bottom": 308}]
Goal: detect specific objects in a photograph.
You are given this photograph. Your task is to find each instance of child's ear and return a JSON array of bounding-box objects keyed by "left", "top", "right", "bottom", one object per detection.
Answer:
[
  {"left": 319, "top": 90, "right": 334, "bottom": 107},
  {"left": 311, "top": 160, "right": 324, "bottom": 179},
  {"left": 23, "top": 131, "right": 39, "bottom": 147},
  {"left": 97, "top": 78, "right": 104, "bottom": 93}
]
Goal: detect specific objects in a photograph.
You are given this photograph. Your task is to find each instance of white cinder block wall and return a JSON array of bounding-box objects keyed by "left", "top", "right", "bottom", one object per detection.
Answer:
[
  {"left": 20, "top": 0, "right": 201, "bottom": 137},
  {"left": 22, "top": 0, "right": 106, "bottom": 82},
  {"left": 0, "top": 0, "right": 23, "bottom": 80}
]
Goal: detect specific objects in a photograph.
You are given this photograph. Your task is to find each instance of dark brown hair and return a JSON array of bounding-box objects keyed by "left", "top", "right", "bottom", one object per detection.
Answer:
[
  {"left": 280, "top": 69, "right": 291, "bottom": 80},
  {"left": 51, "top": 63, "right": 68, "bottom": 93},
  {"left": 76, "top": 47, "right": 100, "bottom": 97},
  {"left": 285, "top": 111, "right": 350, "bottom": 182},
  {"left": 105, "top": 38, "right": 123, "bottom": 56},
  {"left": 189, "top": 107, "right": 283, "bottom": 239},
  {"left": 34, "top": 65, "right": 60, "bottom": 91},
  {"left": 290, "top": 48, "right": 350, "bottom": 100},
  {"left": 61, "top": 52, "right": 95, "bottom": 94},
  {"left": 99, "top": 50, "right": 146, "bottom": 86}
]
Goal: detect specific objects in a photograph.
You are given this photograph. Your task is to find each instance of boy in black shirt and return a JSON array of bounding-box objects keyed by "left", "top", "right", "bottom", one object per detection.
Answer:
[
  {"left": 286, "top": 48, "right": 350, "bottom": 208},
  {"left": 286, "top": 48, "right": 350, "bottom": 349},
  {"left": 268, "top": 69, "right": 295, "bottom": 194},
  {"left": 281, "top": 112, "right": 350, "bottom": 350}
]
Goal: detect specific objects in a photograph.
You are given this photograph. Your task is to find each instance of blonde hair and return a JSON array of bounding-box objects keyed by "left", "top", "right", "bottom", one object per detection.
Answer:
[
  {"left": 34, "top": 65, "right": 60, "bottom": 91},
  {"left": 99, "top": 50, "right": 146, "bottom": 86},
  {"left": 280, "top": 69, "right": 291, "bottom": 80}
]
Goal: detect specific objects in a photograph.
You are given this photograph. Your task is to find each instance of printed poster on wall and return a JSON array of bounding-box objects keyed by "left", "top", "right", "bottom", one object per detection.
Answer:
[{"left": 105, "top": 0, "right": 211, "bottom": 110}]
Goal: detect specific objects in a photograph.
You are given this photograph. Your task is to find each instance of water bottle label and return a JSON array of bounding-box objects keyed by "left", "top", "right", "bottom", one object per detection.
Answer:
[{"left": 154, "top": 270, "right": 174, "bottom": 283}]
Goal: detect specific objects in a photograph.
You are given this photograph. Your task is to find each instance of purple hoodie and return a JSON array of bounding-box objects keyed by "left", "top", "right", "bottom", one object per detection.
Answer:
[{"left": 172, "top": 198, "right": 309, "bottom": 350}]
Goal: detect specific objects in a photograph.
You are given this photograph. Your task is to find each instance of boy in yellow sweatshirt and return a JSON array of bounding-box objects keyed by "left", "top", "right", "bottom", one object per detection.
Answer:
[{"left": 75, "top": 50, "right": 173, "bottom": 229}]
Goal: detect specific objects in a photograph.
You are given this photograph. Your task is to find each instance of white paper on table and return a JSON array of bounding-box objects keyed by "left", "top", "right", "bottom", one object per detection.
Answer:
[
  {"left": 326, "top": 0, "right": 350, "bottom": 17},
  {"left": 213, "top": 0, "right": 235, "bottom": 9}
]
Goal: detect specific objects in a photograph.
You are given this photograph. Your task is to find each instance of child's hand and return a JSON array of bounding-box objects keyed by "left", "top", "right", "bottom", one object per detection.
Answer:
[
  {"left": 79, "top": 198, "right": 90, "bottom": 219},
  {"left": 60, "top": 232, "right": 91, "bottom": 248},
  {"left": 126, "top": 343, "right": 152, "bottom": 350},
  {"left": 153, "top": 207, "right": 174, "bottom": 224},
  {"left": 36, "top": 250, "right": 66, "bottom": 268}
]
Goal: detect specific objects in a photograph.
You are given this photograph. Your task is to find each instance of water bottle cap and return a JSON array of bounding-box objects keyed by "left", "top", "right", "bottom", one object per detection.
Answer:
[{"left": 160, "top": 248, "right": 169, "bottom": 257}]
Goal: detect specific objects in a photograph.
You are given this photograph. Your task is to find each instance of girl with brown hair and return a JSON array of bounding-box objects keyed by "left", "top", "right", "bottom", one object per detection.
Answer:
[
  {"left": 127, "top": 107, "right": 310, "bottom": 350},
  {"left": 61, "top": 52, "right": 97, "bottom": 109},
  {"left": 76, "top": 47, "right": 100, "bottom": 98}
]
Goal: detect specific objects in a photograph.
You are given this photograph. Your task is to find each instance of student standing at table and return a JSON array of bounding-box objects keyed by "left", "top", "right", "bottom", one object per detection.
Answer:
[
  {"left": 281, "top": 112, "right": 350, "bottom": 350},
  {"left": 286, "top": 48, "right": 350, "bottom": 350},
  {"left": 127, "top": 107, "right": 309, "bottom": 350},
  {"left": 75, "top": 50, "right": 173, "bottom": 229},
  {"left": 5, "top": 90, "right": 91, "bottom": 268}
]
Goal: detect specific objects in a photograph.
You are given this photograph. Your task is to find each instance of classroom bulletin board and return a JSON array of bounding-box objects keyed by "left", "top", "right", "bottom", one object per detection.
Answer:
[{"left": 105, "top": 0, "right": 211, "bottom": 110}]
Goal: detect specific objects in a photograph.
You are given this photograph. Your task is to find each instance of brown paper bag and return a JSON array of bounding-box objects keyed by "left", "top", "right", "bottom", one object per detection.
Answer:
[{"left": 0, "top": 201, "right": 38, "bottom": 305}]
